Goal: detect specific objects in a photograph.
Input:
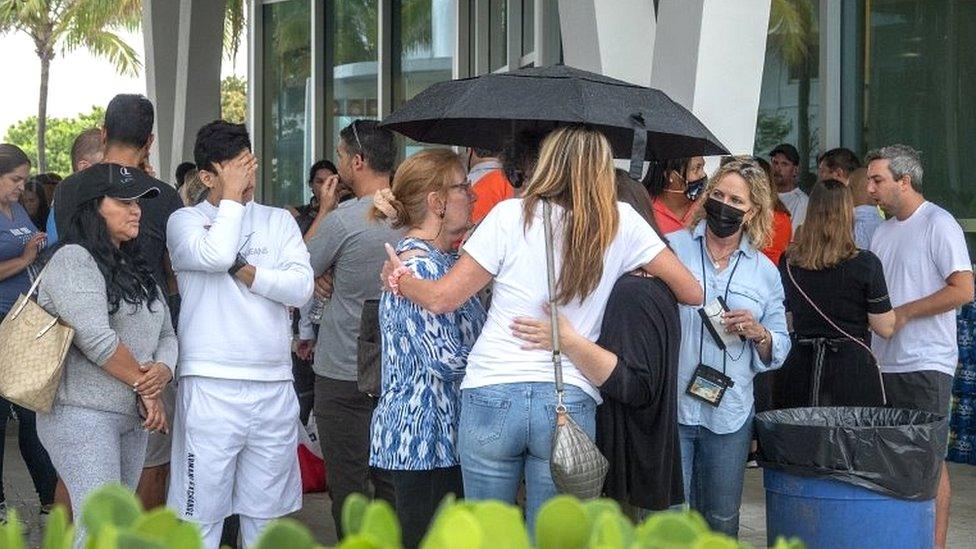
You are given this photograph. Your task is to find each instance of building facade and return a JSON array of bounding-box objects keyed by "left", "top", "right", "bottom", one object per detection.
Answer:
[{"left": 144, "top": 0, "right": 975, "bottom": 245}]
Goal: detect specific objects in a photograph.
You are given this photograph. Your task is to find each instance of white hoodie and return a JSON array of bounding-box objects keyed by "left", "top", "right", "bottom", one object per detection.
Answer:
[{"left": 167, "top": 199, "right": 314, "bottom": 381}]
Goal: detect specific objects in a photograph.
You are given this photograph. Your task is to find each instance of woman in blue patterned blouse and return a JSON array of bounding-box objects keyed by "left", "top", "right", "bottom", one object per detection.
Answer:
[{"left": 368, "top": 149, "right": 486, "bottom": 548}]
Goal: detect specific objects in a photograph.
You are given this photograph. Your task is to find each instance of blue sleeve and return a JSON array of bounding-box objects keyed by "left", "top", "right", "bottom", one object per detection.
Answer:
[
  {"left": 753, "top": 268, "right": 791, "bottom": 372},
  {"left": 46, "top": 208, "right": 58, "bottom": 245}
]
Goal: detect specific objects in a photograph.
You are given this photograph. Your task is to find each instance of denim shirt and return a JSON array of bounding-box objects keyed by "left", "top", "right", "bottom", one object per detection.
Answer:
[
  {"left": 369, "top": 238, "right": 487, "bottom": 470},
  {"left": 670, "top": 222, "right": 791, "bottom": 434}
]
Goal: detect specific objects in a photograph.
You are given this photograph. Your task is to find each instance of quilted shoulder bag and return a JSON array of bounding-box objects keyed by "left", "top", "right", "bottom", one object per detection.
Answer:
[
  {"left": 0, "top": 265, "right": 74, "bottom": 412},
  {"left": 543, "top": 201, "right": 609, "bottom": 499}
]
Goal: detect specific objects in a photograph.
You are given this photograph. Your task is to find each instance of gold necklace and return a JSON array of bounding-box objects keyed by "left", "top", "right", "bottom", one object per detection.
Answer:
[{"left": 706, "top": 243, "right": 736, "bottom": 269}]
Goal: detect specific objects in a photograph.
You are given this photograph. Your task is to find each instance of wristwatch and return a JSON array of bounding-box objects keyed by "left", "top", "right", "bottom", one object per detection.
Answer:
[{"left": 228, "top": 253, "right": 248, "bottom": 276}]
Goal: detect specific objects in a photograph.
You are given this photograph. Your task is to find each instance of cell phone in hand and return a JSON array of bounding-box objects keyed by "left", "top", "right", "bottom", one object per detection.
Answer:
[{"left": 716, "top": 296, "right": 747, "bottom": 342}]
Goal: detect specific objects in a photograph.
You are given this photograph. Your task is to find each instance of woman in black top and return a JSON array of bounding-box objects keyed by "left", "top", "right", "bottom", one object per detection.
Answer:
[
  {"left": 511, "top": 173, "right": 684, "bottom": 511},
  {"left": 774, "top": 179, "right": 896, "bottom": 408}
]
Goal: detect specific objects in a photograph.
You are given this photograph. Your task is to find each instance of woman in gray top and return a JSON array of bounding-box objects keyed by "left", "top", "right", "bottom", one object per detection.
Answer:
[{"left": 36, "top": 164, "right": 175, "bottom": 541}]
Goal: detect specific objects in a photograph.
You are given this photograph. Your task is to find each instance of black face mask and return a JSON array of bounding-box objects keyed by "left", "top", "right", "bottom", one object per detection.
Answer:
[
  {"left": 684, "top": 176, "right": 708, "bottom": 201},
  {"left": 703, "top": 197, "right": 747, "bottom": 238}
]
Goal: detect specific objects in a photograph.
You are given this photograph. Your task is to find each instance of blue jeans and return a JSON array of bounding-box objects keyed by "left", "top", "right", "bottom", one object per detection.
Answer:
[
  {"left": 458, "top": 382, "right": 597, "bottom": 533},
  {"left": 678, "top": 418, "right": 753, "bottom": 538}
]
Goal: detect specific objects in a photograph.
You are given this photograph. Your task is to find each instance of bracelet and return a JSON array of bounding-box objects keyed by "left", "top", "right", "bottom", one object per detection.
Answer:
[
  {"left": 388, "top": 265, "right": 414, "bottom": 297},
  {"left": 756, "top": 328, "right": 770, "bottom": 347}
]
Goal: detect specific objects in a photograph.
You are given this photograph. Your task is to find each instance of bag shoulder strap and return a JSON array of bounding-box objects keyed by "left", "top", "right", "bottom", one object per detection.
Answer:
[
  {"left": 9, "top": 263, "right": 49, "bottom": 319},
  {"left": 542, "top": 201, "right": 566, "bottom": 409},
  {"left": 785, "top": 259, "right": 887, "bottom": 405}
]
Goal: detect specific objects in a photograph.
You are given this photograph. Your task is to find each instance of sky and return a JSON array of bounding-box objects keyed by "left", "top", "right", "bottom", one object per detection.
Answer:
[{"left": 0, "top": 29, "right": 247, "bottom": 139}]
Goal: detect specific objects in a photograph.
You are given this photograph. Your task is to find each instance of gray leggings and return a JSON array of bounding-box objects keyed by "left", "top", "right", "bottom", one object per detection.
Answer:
[{"left": 37, "top": 404, "right": 147, "bottom": 544}]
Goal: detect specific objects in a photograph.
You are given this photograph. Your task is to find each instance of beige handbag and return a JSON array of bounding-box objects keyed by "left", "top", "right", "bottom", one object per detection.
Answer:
[{"left": 0, "top": 267, "right": 74, "bottom": 412}]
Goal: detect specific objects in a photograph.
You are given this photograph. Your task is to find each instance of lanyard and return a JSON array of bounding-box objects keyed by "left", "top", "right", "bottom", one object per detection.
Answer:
[{"left": 698, "top": 239, "right": 743, "bottom": 374}]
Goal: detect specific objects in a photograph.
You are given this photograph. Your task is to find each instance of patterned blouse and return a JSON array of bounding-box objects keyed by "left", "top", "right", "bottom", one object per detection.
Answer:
[{"left": 369, "top": 238, "right": 487, "bottom": 470}]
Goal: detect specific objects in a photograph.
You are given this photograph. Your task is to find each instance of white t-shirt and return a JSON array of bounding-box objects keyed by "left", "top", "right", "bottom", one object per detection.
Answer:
[
  {"left": 870, "top": 201, "right": 972, "bottom": 376},
  {"left": 460, "top": 199, "right": 666, "bottom": 402},
  {"left": 779, "top": 187, "right": 809, "bottom": 232}
]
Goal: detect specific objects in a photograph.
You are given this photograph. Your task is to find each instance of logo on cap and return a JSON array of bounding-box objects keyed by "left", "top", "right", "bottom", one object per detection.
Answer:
[{"left": 119, "top": 166, "right": 134, "bottom": 184}]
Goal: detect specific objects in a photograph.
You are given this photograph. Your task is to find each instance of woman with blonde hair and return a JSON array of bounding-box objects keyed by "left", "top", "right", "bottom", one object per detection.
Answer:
[
  {"left": 367, "top": 149, "right": 486, "bottom": 548},
  {"left": 773, "top": 179, "right": 895, "bottom": 409},
  {"left": 667, "top": 158, "right": 790, "bottom": 538},
  {"left": 383, "top": 125, "right": 702, "bottom": 530}
]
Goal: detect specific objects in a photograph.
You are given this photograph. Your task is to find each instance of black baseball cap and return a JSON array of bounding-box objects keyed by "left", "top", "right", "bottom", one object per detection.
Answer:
[
  {"left": 54, "top": 163, "right": 160, "bottom": 234},
  {"left": 769, "top": 143, "right": 800, "bottom": 166}
]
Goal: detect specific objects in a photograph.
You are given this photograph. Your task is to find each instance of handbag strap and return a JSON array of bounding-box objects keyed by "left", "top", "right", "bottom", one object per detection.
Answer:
[
  {"left": 9, "top": 263, "right": 49, "bottom": 320},
  {"left": 785, "top": 259, "right": 887, "bottom": 405},
  {"left": 542, "top": 201, "right": 567, "bottom": 413}
]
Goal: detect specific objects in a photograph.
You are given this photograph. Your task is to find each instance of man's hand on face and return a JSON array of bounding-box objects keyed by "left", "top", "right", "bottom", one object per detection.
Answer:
[{"left": 215, "top": 151, "right": 258, "bottom": 203}]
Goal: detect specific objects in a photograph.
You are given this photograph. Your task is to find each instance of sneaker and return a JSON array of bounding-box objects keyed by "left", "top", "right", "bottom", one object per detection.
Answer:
[{"left": 746, "top": 451, "right": 759, "bottom": 469}]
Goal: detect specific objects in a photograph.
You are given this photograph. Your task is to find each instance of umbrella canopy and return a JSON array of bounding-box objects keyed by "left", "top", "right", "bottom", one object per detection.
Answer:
[{"left": 381, "top": 65, "right": 729, "bottom": 171}]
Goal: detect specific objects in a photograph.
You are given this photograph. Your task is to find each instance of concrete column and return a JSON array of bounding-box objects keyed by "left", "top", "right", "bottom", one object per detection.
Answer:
[
  {"left": 142, "top": 0, "right": 180, "bottom": 182},
  {"left": 651, "top": 0, "right": 771, "bottom": 155},
  {"left": 558, "top": 0, "right": 656, "bottom": 86},
  {"left": 171, "top": 0, "right": 227, "bottom": 178}
]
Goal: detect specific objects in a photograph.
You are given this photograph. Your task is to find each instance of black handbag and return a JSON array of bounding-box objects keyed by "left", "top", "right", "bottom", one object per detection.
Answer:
[{"left": 356, "top": 299, "right": 382, "bottom": 397}]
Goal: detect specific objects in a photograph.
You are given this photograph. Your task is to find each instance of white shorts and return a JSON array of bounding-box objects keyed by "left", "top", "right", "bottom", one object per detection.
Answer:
[{"left": 166, "top": 376, "right": 301, "bottom": 522}]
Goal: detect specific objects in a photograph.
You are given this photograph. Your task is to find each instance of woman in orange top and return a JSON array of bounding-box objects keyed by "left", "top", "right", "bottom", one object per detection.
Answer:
[
  {"left": 754, "top": 157, "right": 793, "bottom": 264},
  {"left": 644, "top": 157, "right": 707, "bottom": 234}
]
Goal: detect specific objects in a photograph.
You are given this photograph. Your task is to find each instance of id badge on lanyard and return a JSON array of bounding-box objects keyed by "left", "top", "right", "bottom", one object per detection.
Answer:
[{"left": 686, "top": 240, "right": 742, "bottom": 408}]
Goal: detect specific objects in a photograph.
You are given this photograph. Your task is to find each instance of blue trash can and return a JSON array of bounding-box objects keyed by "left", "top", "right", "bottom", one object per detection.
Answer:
[{"left": 764, "top": 468, "right": 934, "bottom": 549}]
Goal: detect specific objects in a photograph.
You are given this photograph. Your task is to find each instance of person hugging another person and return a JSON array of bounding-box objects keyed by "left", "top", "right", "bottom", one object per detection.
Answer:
[
  {"left": 368, "top": 149, "right": 486, "bottom": 548},
  {"left": 382, "top": 126, "right": 702, "bottom": 533}
]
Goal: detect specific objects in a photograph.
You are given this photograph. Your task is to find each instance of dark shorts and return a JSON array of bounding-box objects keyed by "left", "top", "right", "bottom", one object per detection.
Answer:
[{"left": 882, "top": 371, "right": 953, "bottom": 417}]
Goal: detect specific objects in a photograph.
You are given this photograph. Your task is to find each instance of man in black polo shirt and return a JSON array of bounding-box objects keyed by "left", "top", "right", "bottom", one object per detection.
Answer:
[{"left": 53, "top": 94, "right": 184, "bottom": 511}]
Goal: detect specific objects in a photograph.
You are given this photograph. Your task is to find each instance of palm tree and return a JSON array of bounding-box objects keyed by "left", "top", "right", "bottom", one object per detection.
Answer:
[
  {"left": 767, "top": 0, "right": 816, "bottom": 185},
  {"left": 0, "top": 0, "right": 142, "bottom": 172}
]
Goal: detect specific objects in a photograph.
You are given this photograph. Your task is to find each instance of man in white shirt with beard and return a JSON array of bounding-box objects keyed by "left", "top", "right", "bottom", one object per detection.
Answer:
[
  {"left": 867, "top": 144, "right": 973, "bottom": 549},
  {"left": 770, "top": 143, "right": 808, "bottom": 232},
  {"left": 165, "top": 121, "right": 314, "bottom": 548}
]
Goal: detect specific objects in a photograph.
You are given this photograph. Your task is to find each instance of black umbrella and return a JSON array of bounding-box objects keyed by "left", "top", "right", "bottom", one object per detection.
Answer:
[{"left": 380, "top": 65, "right": 729, "bottom": 177}]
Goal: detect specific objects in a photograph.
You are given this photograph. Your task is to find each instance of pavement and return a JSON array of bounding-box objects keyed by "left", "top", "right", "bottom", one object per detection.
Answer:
[{"left": 2, "top": 428, "right": 973, "bottom": 547}]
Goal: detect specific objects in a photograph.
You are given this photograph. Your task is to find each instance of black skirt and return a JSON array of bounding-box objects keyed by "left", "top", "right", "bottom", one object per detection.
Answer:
[{"left": 772, "top": 337, "right": 885, "bottom": 409}]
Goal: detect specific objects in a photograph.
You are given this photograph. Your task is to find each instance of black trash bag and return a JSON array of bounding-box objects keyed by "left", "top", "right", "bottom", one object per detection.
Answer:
[{"left": 755, "top": 407, "right": 947, "bottom": 501}]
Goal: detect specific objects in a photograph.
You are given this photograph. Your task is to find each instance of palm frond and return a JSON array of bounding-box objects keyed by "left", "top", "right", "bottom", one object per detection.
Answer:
[
  {"left": 224, "top": 0, "right": 245, "bottom": 62},
  {"left": 62, "top": 26, "right": 142, "bottom": 76}
]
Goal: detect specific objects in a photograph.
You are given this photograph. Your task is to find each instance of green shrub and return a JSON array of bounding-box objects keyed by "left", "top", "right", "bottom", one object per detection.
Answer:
[{"left": 0, "top": 485, "right": 803, "bottom": 549}]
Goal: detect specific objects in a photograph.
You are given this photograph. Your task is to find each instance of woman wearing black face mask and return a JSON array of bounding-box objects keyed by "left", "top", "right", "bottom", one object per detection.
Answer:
[
  {"left": 666, "top": 158, "right": 791, "bottom": 539},
  {"left": 644, "top": 156, "right": 707, "bottom": 234}
]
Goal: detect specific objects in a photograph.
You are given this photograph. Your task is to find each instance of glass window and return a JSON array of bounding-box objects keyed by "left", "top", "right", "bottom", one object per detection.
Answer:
[
  {"left": 522, "top": 0, "right": 535, "bottom": 57},
  {"left": 329, "top": 0, "right": 379, "bottom": 159},
  {"left": 261, "top": 0, "right": 311, "bottom": 208},
  {"left": 754, "top": 0, "right": 821, "bottom": 189},
  {"left": 393, "top": 0, "right": 456, "bottom": 157},
  {"left": 847, "top": 0, "right": 976, "bottom": 221},
  {"left": 489, "top": 0, "right": 507, "bottom": 71}
]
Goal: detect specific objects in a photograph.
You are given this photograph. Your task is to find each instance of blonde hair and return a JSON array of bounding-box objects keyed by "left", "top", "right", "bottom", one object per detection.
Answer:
[
  {"left": 788, "top": 179, "right": 858, "bottom": 269},
  {"left": 692, "top": 157, "right": 774, "bottom": 249},
  {"left": 370, "top": 148, "right": 464, "bottom": 229},
  {"left": 522, "top": 126, "right": 618, "bottom": 305}
]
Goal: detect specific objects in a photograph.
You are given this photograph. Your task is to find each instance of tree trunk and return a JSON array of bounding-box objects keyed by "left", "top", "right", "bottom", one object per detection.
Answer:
[{"left": 37, "top": 53, "right": 51, "bottom": 173}]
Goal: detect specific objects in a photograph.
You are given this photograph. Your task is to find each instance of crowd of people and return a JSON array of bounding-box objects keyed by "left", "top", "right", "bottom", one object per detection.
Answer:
[{"left": 0, "top": 90, "right": 969, "bottom": 549}]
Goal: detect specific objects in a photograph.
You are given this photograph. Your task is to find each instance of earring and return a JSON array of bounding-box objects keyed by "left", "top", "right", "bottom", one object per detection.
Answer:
[{"left": 438, "top": 209, "right": 445, "bottom": 218}]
